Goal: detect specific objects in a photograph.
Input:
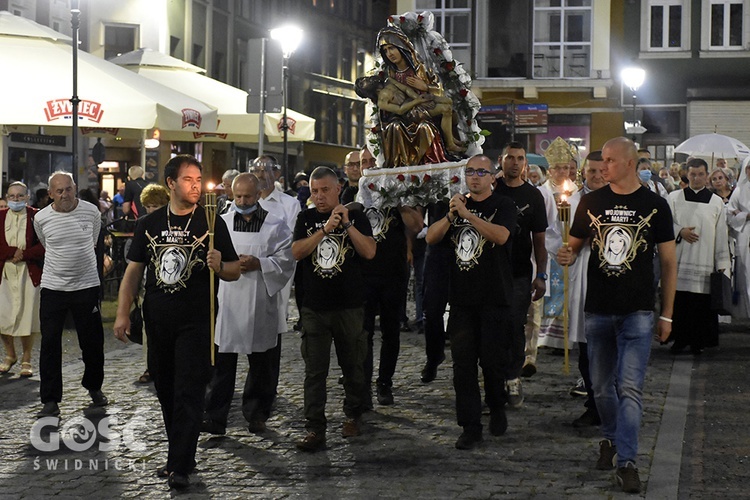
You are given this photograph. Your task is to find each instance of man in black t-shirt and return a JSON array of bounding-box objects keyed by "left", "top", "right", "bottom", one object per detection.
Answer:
[
  {"left": 426, "top": 155, "right": 517, "bottom": 450},
  {"left": 495, "top": 142, "right": 548, "bottom": 409},
  {"left": 361, "top": 202, "right": 422, "bottom": 407},
  {"left": 114, "top": 155, "right": 240, "bottom": 490},
  {"left": 292, "top": 167, "right": 376, "bottom": 452},
  {"left": 558, "top": 137, "right": 676, "bottom": 494},
  {"left": 122, "top": 165, "right": 150, "bottom": 219}
]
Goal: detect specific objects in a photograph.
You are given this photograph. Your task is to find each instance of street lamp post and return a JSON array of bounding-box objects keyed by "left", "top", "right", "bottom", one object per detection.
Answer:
[
  {"left": 70, "top": 0, "right": 81, "bottom": 183},
  {"left": 621, "top": 66, "right": 646, "bottom": 141},
  {"left": 270, "top": 26, "right": 303, "bottom": 188}
]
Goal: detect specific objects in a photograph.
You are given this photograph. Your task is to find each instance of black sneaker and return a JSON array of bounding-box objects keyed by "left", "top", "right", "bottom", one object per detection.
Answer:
[
  {"left": 569, "top": 377, "right": 587, "bottom": 397},
  {"left": 520, "top": 363, "right": 537, "bottom": 378},
  {"left": 376, "top": 384, "right": 394, "bottom": 405},
  {"left": 616, "top": 461, "right": 641, "bottom": 493},
  {"left": 455, "top": 430, "right": 483, "bottom": 450},
  {"left": 489, "top": 409, "right": 507, "bottom": 436},
  {"left": 89, "top": 390, "right": 109, "bottom": 407},
  {"left": 572, "top": 407, "right": 601, "bottom": 428},
  {"left": 167, "top": 471, "right": 190, "bottom": 489},
  {"left": 200, "top": 419, "right": 226, "bottom": 435},
  {"left": 37, "top": 402, "right": 60, "bottom": 418},
  {"left": 596, "top": 439, "right": 617, "bottom": 470}
]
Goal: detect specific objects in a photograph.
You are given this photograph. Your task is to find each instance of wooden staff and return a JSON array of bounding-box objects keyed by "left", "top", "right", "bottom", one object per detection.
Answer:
[
  {"left": 558, "top": 188, "right": 571, "bottom": 375},
  {"left": 204, "top": 184, "right": 217, "bottom": 365}
]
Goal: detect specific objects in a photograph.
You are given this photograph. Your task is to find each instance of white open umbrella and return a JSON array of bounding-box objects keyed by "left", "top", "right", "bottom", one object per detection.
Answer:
[
  {"left": 110, "top": 48, "right": 315, "bottom": 143},
  {"left": 674, "top": 133, "right": 750, "bottom": 159},
  {"left": 0, "top": 12, "right": 218, "bottom": 133}
]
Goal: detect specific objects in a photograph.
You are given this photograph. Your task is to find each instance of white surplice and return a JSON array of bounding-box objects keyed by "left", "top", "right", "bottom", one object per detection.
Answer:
[
  {"left": 727, "top": 158, "right": 750, "bottom": 317},
  {"left": 215, "top": 211, "right": 294, "bottom": 354},
  {"left": 668, "top": 188, "right": 731, "bottom": 294}
]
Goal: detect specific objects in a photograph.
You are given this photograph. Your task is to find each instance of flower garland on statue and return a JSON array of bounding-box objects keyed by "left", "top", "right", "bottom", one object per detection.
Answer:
[{"left": 365, "top": 11, "right": 487, "bottom": 162}]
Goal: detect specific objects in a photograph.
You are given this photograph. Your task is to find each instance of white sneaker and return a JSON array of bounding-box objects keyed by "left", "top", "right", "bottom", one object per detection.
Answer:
[{"left": 505, "top": 378, "right": 524, "bottom": 408}]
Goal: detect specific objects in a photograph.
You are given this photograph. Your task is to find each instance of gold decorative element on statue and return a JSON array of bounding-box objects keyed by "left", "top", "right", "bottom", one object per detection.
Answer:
[{"left": 204, "top": 183, "right": 217, "bottom": 366}]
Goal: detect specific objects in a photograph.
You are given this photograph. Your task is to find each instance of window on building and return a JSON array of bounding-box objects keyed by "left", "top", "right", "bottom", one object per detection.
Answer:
[
  {"left": 643, "top": 0, "right": 688, "bottom": 51},
  {"left": 416, "top": 0, "right": 472, "bottom": 72},
  {"left": 103, "top": 24, "right": 138, "bottom": 60},
  {"left": 533, "top": 0, "right": 592, "bottom": 78},
  {"left": 709, "top": 0, "right": 744, "bottom": 48}
]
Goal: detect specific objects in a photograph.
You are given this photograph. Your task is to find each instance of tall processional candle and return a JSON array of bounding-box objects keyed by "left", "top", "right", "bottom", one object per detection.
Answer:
[
  {"left": 204, "top": 183, "right": 217, "bottom": 365},
  {"left": 558, "top": 181, "right": 572, "bottom": 375}
]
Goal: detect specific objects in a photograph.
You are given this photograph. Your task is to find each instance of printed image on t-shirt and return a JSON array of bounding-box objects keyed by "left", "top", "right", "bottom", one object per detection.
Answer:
[
  {"left": 146, "top": 229, "right": 208, "bottom": 292},
  {"left": 311, "top": 230, "right": 351, "bottom": 278},
  {"left": 587, "top": 207, "right": 657, "bottom": 276},
  {"left": 451, "top": 210, "right": 494, "bottom": 271},
  {"left": 365, "top": 207, "right": 394, "bottom": 242}
]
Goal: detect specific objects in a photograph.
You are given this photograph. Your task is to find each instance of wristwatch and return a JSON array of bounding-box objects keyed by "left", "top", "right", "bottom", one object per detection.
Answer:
[
  {"left": 342, "top": 221, "right": 353, "bottom": 230},
  {"left": 536, "top": 272, "right": 548, "bottom": 281}
]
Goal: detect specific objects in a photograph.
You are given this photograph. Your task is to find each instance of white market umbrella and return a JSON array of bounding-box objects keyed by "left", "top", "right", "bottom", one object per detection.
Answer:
[
  {"left": 674, "top": 133, "right": 750, "bottom": 160},
  {"left": 0, "top": 12, "right": 218, "bottom": 133},
  {"left": 110, "top": 48, "right": 315, "bottom": 143}
]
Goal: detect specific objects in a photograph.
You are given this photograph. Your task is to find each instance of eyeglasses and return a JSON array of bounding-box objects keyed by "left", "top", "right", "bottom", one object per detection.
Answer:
[
  {"left": 465, "top": 168, "right": 492, "bottom": 177},
  {"left": 5, "top": 194, "right": 27, "bottom": 200}
]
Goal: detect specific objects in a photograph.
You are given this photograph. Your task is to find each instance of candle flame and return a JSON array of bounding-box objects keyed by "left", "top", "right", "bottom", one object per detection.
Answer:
[
  {"left": 560, "top": 193, "right": 567, "bottom": 203},
  {"left": 207, "top": 182, "right": 215, "bottom": 191}
]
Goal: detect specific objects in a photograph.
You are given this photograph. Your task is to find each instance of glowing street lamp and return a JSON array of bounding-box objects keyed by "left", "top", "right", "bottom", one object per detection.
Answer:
[
  {"left": 621, "top": 66, "right": 646, "bottom": 138},
  {"left": 270, "top": 25, "right": 303, "bottom": 187}
]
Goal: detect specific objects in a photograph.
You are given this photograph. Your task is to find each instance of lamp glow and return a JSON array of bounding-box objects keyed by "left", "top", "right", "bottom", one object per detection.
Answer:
[{"left": 270, "top": 26, "right": 303, "bottom": 58}]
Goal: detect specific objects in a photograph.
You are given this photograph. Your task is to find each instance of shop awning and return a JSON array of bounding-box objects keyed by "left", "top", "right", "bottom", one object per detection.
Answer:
[
  {"left": 110, "top": 48, "right": 315, "bottom": 143},
  {"left": 0, "top": 11, "right": 218, "bottom": 133}
]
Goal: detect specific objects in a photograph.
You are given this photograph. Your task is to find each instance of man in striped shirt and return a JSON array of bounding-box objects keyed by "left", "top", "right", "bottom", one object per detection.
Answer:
[{"left": 33, "top": 171, "right": 108, "bottom": 418}]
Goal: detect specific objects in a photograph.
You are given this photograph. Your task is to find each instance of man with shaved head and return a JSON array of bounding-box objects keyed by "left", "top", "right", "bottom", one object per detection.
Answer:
[
  {"left": 426, "top": 154, "right": 517, "bottom": 450},
  {"left": 558, "top": 137, "right": 676, "bottom": 493},
  {"left": 202, "top": 173, "right": 295, "bottom": 436}
]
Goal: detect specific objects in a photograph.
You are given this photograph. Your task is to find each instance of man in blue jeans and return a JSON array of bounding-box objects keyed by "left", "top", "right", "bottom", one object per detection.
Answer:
[{"left": 558, "top": 137, "right": 676, "bottom": 494}]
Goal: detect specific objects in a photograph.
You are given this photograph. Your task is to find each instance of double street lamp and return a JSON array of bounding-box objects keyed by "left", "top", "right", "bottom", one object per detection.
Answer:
[{"left": 270, "top": 26, "right": 303, "bottom": 188}]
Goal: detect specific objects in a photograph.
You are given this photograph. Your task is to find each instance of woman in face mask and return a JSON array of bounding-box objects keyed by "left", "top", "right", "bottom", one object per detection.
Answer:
[
  {"left": 637, "top": 158, "right": 669, "bottom": 199},
  {"left": 0, "top": 182, "right": 44, "bottom": 377}
]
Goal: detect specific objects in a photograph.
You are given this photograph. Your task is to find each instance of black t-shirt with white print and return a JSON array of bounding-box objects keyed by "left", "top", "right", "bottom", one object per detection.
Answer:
[
  {"left": 495, "top": 181, "right": 548, "bottom": 278},
  {"left": 570, "top": 185, "right": 674, "bottom": 315},
  {"left": 293, "top": 208, "right": 373, "bottom": 311},
  {"left": 446, "top": 191, "right": 516, "bottom": 308},
  {"left": 361, "top": 206, "right": 408, "bottom": 279},
  {"left": 127, "top": 204, "right": 238, "bottom": 317}
]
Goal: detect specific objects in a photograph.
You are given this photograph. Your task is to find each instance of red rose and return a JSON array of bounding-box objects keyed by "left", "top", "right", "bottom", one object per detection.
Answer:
[
  {"left": 423, "top": 174, "right": 432, "bottom": 182},
  {"left": 388, "top": 16, "right": 394, "bottom": 23},
  {"left": 466, "top": 119, "right": 473, "bottom": 126},
  {"left": 418, "top": 15, "right": 424, "bottom": 22},
  {"left": 368, "top": 183, "right": 376, "bottom": 190},
  {"left": 378, "top": 71, "right": 385, "bottom": 78},
  {"left": 397, "top": 174, "right": 405, "bottom": 181},
  {"left": 399, "top": 16, "right": 405, "bottom": 23},
  {"left": 451, "top": 176, "right": 460, "bottom": 184},
  {"left": 459, "top": 89, "right": 468, "bottom": 97},
  {"left": 410, "top": 175, "right": 419, "bottom": 183},
  {"left": 372, "top": 126, "right": 381, "bottom": 133},
  {"left": 445, "top": 61, "right": 455, "bottom": 71},
  {"left": 433, "top": 48, "right": 443, "bottom": 55}
]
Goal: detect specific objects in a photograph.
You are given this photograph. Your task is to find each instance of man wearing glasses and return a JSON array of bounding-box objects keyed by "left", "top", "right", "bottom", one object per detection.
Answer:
[
  {"left": 340, "top": 150, "right": 362, "bottom": 204},
  {"left": 426, "top": 155, "right": 517, "bottom": 450}
]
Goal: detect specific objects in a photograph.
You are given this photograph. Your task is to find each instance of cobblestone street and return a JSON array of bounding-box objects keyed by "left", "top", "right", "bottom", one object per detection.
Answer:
[{"left": 0, "top": 300, "right": 746, "bottom": 498}]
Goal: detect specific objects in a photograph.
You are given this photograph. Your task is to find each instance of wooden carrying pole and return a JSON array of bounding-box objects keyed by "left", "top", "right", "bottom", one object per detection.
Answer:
[
  {"left": 204, "top": 188, "right": 217, "bottom": 365},
  {"left": 558, "top": 195, "right": 571, "bottom": 375}
]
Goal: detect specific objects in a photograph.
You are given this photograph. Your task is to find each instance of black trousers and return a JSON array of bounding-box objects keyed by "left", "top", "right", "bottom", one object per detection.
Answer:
[
  {"left": 578, "top": 342, "right": 597, "bottom": 412},
  {"left": 508, "top": 275, "right": 533, "bottom": 380},
  {"left": 448, "top": 304, "right": 512, "bottom": 432},
  {"left": 204, "top": 335, "right": 281, "bottom": 426},
  {"left": 145, "top": 303, "right": 211, "bottom": 476},
  {"left": 363, "top": 273, "right": 406, "bottom": 389},
  {"left": 422, "top": 244, "right": 451, "bottom": 366},
  {"left": 39, "top": 287, "right": 104, "bottom": 404}
]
